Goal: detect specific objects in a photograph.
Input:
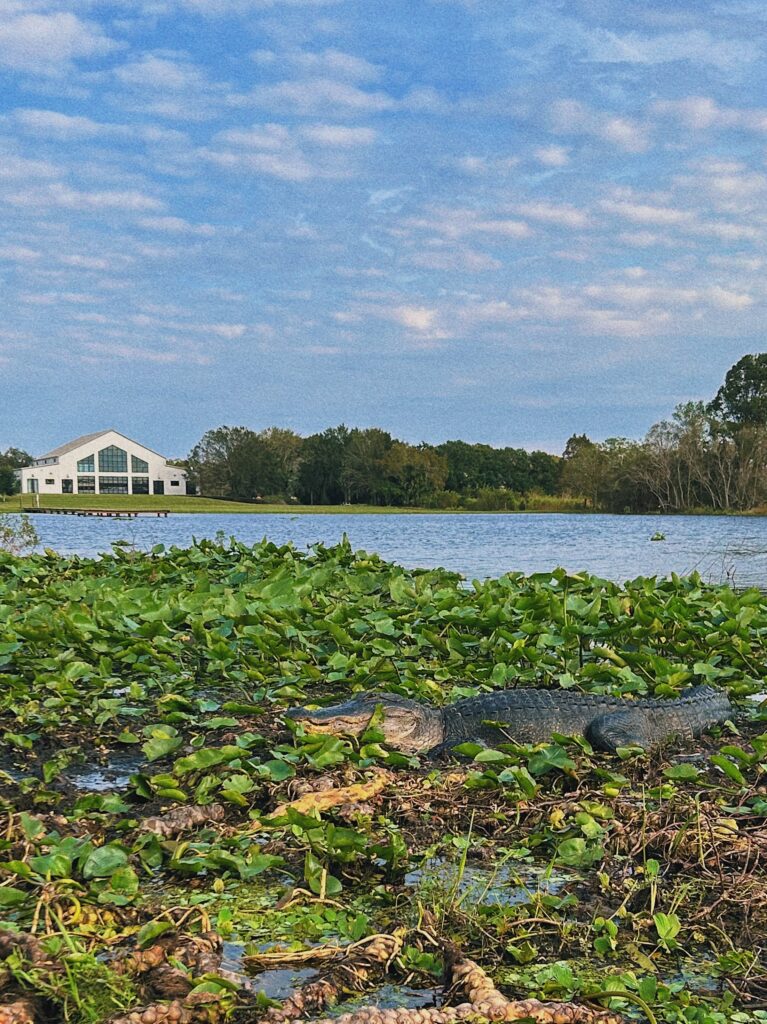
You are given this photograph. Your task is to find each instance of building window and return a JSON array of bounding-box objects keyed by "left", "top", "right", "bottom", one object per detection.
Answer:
[
  {"left": 132, "top": 477, "right": 149, "bottom": 494},
  {"left": 131, "top": 455, "right": 149, "bottom": 473},
  {"left": 170, "top": 480, "right": 180, "bottom": 487},
  {"left": 99, "top": 476, "right": 129, "bottom": 494},
  {"left": 77, "top": 476, "right": 95, "bottom": 493},
  {"left": 62, "top": 479, "right": 73, "bottom": 493},
  {"left": 45, "top": 478, "right": 55, "bottom": 485},
  {"left": 77, "top": 455, "right": 95, "bottom": 472},
  {"left": 98, "top": 446, "right": 127, "bottom": 472}
]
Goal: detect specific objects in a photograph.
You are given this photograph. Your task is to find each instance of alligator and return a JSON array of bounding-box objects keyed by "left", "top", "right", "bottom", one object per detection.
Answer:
[{"left": 287, "top": 685, "right": 733, "bottom": 754}]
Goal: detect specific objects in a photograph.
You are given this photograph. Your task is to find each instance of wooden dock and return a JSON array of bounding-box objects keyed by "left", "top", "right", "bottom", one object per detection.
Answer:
[{"left": 25, "top": 507, "right": 170, "bottom": 519}]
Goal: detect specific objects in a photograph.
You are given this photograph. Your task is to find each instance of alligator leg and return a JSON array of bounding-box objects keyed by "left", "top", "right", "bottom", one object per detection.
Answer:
[{"left": 585, "top": 710, "right": 654, "bottom": 753}]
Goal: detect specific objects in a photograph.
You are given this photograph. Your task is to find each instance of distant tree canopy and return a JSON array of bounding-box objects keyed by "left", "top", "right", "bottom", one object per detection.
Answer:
[
  {"left": 187, "top": 425, "right": 561, "bottom": 507},
  {"left": 709, "top": 353, "right": 767, "bottom": 428},
  {"left": 173, "top": 353, "right": 767, "bottom": 512},
  {"left": 0, "top": 447, "right": 31, "bottom": 496},
  {"left": 559, "top": 356, "right": 767, "bottom": 513}
]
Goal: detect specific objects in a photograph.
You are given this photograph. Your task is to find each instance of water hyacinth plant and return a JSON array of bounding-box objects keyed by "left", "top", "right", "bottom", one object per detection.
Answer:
[{"left": 0, "top": 538, "right": 766, "bottom": 1022}]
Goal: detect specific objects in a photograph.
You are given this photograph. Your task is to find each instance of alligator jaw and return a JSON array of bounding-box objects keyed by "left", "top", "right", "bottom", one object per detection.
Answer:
[{"left": 286, "top": 695, "right": 445, "bottom": 754}]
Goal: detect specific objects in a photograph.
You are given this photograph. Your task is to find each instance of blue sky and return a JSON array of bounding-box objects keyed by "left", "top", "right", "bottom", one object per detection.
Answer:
[{"left": 1, "top": 0, "right": 766, "bottom": 458}]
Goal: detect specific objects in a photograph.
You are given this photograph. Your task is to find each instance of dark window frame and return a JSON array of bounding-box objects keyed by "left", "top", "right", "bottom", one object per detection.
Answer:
[
  {"left": 99, "top": 475, "right": 129, "bottom": 494},
  {"left": 98, "top": 445, "right": 128, "bottom": 473}
]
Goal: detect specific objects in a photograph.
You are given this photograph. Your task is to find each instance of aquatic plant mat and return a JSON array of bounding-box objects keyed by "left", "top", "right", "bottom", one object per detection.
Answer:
[{"left": 1, "top": 538, "right": 767, "bottom": 1024}]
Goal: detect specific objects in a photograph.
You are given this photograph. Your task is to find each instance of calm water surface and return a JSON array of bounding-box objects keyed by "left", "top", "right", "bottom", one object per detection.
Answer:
[{"left": 12, "top": 512, "right": 767, "bottom": 585}]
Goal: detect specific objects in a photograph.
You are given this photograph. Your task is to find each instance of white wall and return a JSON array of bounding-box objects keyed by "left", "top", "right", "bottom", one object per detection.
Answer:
[{"left": 20, "top": 431, "right": 187, "bottom": 496}]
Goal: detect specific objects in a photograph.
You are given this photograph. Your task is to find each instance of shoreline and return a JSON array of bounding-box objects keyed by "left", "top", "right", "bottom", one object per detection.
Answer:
[{"left": 3, "top": 494, "right": 767, "bottom": 517}]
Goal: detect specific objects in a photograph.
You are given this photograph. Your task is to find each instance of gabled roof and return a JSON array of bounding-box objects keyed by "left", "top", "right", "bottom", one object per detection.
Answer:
[{"left": 37, "top": 430, "right": 168, "bottom": 461}]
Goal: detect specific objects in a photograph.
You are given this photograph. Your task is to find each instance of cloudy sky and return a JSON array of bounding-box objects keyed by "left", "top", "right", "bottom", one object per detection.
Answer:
[{"left": 1, "top": 0, "right": 766, "bottom": 457}]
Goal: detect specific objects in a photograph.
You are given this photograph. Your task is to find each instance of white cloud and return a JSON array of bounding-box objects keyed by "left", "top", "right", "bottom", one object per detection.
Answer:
[
  {"left": 205, "top": 119, "right": 375, "bottom": 180},
  {"left": 0, "top": 153, "right": 59, "bottom": 180},
  {"left": 600, "top": 198, "right": 694, "bottom": 226},
  {"left": 177, "top": 0, "right": 340, "bottom": 11},
  {"left": 533, "top": 145, "right": 570, "bottom": 167},
  {"left": 7, "top": 183, "right": 164, "bottom": 212},
  {"left": 474, "top": 218, "right": 532, "bottom": 238},
  {"left": 14, "top": 108, "right": 108, "bottom": 138},
  {"left": 653, "top": 97, "right": 767, "bottom": 134},
  {"left": 139, "top": 216, "right": 217, "bottom": 236},
  {"left": 392, "top": 306, "right": 437, "bottom": 331},
  {"left": 83, "top": 341, "right": 210, "bottom": 365},
  {"left": 301, "top": 124, "right": 376, "bottom": 146},
  {"left": 0, "top": 13, "right": 118, "bottom": 72},
  {"left": 201, "top": 323, "right": 247, "bottom": 339},
  {"left": 111, "top": 52, "right": 235, "bottom": 120},
  {"left": 58, "top": 254, "right": 112, "bottom": 269},
  {"left": 410, "top": 244, "right": 501, "bottom": 272},
  {"left": 115, "top": 52, "right": 205, "bottom": 91},
  {"left": 202, "top": 146, "right": 315, "bottom": 181},
  {"left": 0, "top": 245, "right": 40, "bottom": 263},
  {"left": 249, "top": 77, "right": 395, "bottom": 115},
  {"left": 252, "top": 47, "right": 381, "bottom": 82},
  {"left": 515, "top": 202, "right": 590, "bottom": 229},
  {"left": 453, "top": 154, "right": 519, "bottom": 176},
  {"left": 550, "top": 99, "right": 650, "bottom": 153},
  {"left": 21, "top": 291, "right": 101, "bottom": 305},
  {"left": 407, "top": 207, "right": 532, "bottom": 242},
  {"left": 582, "top": 28, "right": 758, "bottom": 71},
  {"left": 582, "top": 283, "right": 752, "bottom": 310}
]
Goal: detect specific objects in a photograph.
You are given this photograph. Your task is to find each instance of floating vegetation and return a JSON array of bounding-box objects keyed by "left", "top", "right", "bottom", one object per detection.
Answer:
[{"left": 1, "top": 538, "right": 767, "bottom": 1023}]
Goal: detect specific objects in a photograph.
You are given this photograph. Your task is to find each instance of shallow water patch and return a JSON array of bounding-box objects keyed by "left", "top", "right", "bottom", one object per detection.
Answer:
[
  {"left": 405, "top": 857, "right": 570, "bottom": 908},
  {"left": 65, "top": 751, "right": 145, "bottom": 792}
]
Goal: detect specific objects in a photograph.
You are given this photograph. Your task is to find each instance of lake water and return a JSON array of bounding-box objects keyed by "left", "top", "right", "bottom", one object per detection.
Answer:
[{"left": 10, "top": 511, "right": 767, "bottom": 586}]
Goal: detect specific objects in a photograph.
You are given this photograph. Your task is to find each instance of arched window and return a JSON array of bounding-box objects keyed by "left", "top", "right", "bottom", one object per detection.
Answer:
[{"left": 98, "top": 445, "right": 127, "bottom": 472}]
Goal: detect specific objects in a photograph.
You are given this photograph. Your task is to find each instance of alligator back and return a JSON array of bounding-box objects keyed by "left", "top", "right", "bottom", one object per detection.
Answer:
[{"left": 443, "top": 685, "right": 732, "bottom": 750}]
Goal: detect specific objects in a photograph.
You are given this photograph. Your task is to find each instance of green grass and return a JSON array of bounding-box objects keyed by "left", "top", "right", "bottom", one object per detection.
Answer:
[{"left": 3, "top": 493, "right": 586, "bottom": 515}]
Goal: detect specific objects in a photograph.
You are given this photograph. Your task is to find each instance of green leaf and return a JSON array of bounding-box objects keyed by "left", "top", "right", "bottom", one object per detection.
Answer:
[
  {"left": 174, "top": 746, "right": 242, "bottom": 775},
  {"left": 82, "top": 845, "right": 129, "bottom": 879},
  {"left": 473, "top": 748, "right": 509, "bottom": 763},
  {"left": 663, "top": 763, "right": 700, "bottom": 781},
  {"left": 142, "top": 735, "right": 182, "bottom": 762},
  {"left": 0, "top": 887, "right": 29, "bottom": 907},
  {"left": 137, "top": 920, "right": 174, "bottom": 948},
  {"left": 710, "top": 753, "right": 746, "bottom": 786}
]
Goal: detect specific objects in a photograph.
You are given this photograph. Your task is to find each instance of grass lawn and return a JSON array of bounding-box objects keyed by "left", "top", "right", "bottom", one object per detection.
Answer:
[
  {"left": 3, "top": 493, "right": 589, "bottom": 515},
  {"left": 5, "top": 494, "right": 447, "bottom": 514}
]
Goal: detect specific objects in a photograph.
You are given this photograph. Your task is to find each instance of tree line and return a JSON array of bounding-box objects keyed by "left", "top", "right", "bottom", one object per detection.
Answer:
[
  {"left": 4, "top": 354, "right": 767, "bottom": 512},
  {"left": 560, "top": 354, "right": 767, "bottom": 512},
  {"left": 187, "top": 425, "right": 560, "bottom": 508},
  {"left": 186, "top": 354, "right": 767, "bottom": 512}
]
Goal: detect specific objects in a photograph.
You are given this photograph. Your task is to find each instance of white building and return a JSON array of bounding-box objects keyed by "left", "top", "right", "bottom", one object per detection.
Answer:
[{"left": 19, "top": 430, "right": 187, "bottom": 496}]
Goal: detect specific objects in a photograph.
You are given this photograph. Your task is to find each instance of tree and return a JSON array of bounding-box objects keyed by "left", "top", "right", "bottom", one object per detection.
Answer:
[
  {"left": 382, "top": 443, "right": 447, "bottom": 506},
  {"left": 259, "top": 427, "right": 303, "bottom": 496},
  {"left": 709, "top": 354, "right": 767, "bottom": 428},
  {"left": 0, "top": 513, "right": 38, "bottom": 554},
  {"left": 528, "top": 450, "right": 560, "bottom": 494},
  {"left": 296, "top": 426, "right": 350, "bottom": 505},
  {"left": 188, "top": 426, "right": 282, "bottom": 500},
  {"left": 560, "top": 435, "right": 607, "bottom": 508},
  {"left": 0, "top": 447, "right": 32, "bottom": 496},
  {"left": 341, "top": 428, "right": 394, "bottom": 505}
]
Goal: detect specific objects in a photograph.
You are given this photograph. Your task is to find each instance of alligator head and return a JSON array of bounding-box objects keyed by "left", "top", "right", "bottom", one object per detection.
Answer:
[{"left": 286, "top": 694, "right": 444, "bottom": 754}]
